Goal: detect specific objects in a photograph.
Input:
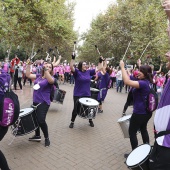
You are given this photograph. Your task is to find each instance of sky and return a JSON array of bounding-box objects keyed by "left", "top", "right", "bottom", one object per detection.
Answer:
[{"left": 68, "top": 0, "right": 116, "bottom": 34}]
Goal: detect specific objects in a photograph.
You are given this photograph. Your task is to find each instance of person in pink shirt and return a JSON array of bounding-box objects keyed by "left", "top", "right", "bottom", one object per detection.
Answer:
[
  {"left": 2, "top": 58, "right": 10, "bottom": 73},
  {"left": 64, "top": 63, "right": 71, "bottom": 83},
  {"left": 59, "top": 64, "right": 65, "bottom": 84},
  {"left": 110, "top": 67, "right": 117, "bottom": 88},
  {"left": 156, "top": 72, "right": 166, "bottom": 98}
]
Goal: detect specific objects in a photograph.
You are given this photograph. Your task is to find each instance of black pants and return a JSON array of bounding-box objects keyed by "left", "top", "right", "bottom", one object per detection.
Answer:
[
  {"left": 129, "top": 113, "right": 152, "bottom": 150},
  {"left": 0, "top": 127, "right": 10, "bottom": 170},
  {"left": 23, "top": 75, "right": 32, "bottom": 86},
  {"left": 33, "top": 102, "right": 50, "bottom": 139},
  {"left": 14, "top": 76, "right": 22, "bottom": 90},
  {"left": 71, "top": 96, "right": 92, "bottom": 122},
  {"left": 123, "top": 90, "right": 133, "bottom": 113}
]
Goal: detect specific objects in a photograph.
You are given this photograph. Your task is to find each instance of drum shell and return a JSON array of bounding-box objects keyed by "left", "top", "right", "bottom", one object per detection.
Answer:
[
  {"left": 90, "top": 88, "right": 99, "bottom": 100},
  {"left": 12, "top": 109, "right": 38, "bottom": 136},
  {"left": 77, "top": 98, "right": 99, "bottom": 119},
  {"left": 117, "top": 115, "right": 131, "bottom": 138},
  {"left": 53, "top": 89, "right": 66, "bottom": 104}
]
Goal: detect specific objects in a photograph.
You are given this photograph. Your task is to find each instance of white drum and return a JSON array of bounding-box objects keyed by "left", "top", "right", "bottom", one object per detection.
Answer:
[
  {"left": 126, "top": 144, "right": 151, "bottom": 170},
  {"left": 77, "top": 97, "right": 99, "bottom": 119},
  {"left": 11, "top": 108, "right": 39, "bottom": 136},
  {"left": 117, "top": 114, "right": 132, "bottom": 138}
]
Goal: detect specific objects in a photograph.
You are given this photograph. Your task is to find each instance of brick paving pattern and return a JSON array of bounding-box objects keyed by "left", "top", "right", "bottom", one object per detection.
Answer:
[{"left": 0, "top": 84, "right": 155, "bottom": 170}]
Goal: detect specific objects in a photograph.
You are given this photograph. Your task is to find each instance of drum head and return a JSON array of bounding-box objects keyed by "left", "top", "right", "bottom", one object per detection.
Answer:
[
  {"left": 90, "top": 88, "right": 99, "bottom": 92},
  {"left": 79, "top": 98, "right": 99, "bottom": 106},
  {"left": 117, "top": 115, "right": 132, "bottom": 123},
  {"left": 126, "top": 144, "right": 151, "bottom": 166},
  {"left": 19, "top": 108, "right": 34, "bottom": 117}
]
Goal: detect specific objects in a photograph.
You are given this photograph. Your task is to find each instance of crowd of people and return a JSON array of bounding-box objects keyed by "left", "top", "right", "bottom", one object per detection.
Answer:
[{"left": 1, "top": 1, "right": 170, "bottom": 170}]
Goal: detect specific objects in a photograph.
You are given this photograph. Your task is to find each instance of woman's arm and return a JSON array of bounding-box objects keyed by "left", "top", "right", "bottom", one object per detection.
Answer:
[
  {"left": 120, "top": 60, "right": 140, "bottom": 88},
  {"left": 53, "top": 55, "right": 61, "bottom": 67},
  {"left": 70, "top": 59, "right": 75, "bottom": 72},
  {"left": 44, "top": 68, "right": 54, "bottom": 84},
  {"left": 26, "top": 62, "right": 36, "bottom": 79}
]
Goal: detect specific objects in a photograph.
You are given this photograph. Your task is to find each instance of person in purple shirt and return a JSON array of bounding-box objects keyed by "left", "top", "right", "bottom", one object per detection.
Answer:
[
  {"left": 0, "top": 69, "right": 11, "bottom": 170},
  {"left": 120, "top": 60, "right": 153, "bottom": 158},
  {"left": 94, "top": 60, "right": 111, "bottom": 113},
  {"left": 26, "top": 60, "right": 54, "bottom": 147},
  {"left": 148, "top": 1, "right": 170, "bottom": 169},
  {"left": 69, "top": 54, "right": 103, "bottom": 128}
]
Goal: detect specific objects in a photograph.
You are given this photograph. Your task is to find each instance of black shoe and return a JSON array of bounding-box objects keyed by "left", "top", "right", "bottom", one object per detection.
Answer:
[
  {"left": 89, "top": 120, "right": 94, "bottom": 127},
  {"left": 29, "top": 135, "right": 41, "bottom": 142},
  {"left": 124, "top": 153, "right": 129, "bottom": 158},
  {"left": 69, "top": 122, "right": 74, "bottom": 128},
  {"left": 45, "top": 138, "right": 50, "bottom": 147},
  {"left": 98, "top": 109, "right": 103, "bottom": 113}
]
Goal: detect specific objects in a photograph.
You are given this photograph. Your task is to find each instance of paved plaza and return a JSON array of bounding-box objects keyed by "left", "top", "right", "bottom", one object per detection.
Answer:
[{"left": 0, "top": 83, "right": 155, "bottom": 170}]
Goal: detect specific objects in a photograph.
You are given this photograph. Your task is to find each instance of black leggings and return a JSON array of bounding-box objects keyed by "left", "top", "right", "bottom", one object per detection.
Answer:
[
  {"left": 14, "top": 76, "right": 22, "bottom": 90},
  {"left": 33, "top": 102, "right": 50, "bottom": 139},
  {"left": 71, "top": 96, "right": 92, "bottom": 122},
  {"left": 123, "top": 90, "right": 133, "bottom": 113},
  {"left": 129, "top": 113, "right": 152, "bottom": 150},
  {"left": 0, "top": 127, "right": 10, "bottom": 170}
]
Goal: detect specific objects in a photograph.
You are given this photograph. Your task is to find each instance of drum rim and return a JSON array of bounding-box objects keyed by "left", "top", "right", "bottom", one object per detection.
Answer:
[
  {"left": 79, "top": 97, "right": 99, "bottom": 106},
  {"left": 90, "top": 88, "right": 99, "bottom": 92},
  {"left": 117, "top": 114, "right": 132, "bottom": 122},
  {"left": 19, "top": 108, "right": 34, "bottom": 117},
  {"left": 125, "top": 143, "right": 151, "bottom": 167}
]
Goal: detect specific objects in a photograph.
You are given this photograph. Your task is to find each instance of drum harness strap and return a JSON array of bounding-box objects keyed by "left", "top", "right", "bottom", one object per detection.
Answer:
[
  {"left": 99, "top": 88, "right": 107, "bottom": 99},
  {"left": 9, "top": 103, "right": 41, "bottom": 145},
  {"left": 149, "top": 130, "right": 170, "bottom": 163}
]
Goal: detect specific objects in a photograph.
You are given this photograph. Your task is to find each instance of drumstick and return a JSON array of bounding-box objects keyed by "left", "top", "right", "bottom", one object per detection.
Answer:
[
  {"left": 95, "top": 45, "right": 101, "bottom": 56},
  {"left": 122, "top": 41, "right": 131, "bottom": 61},
  {"left": 55, "top": 46, "right": 60, "bottom": 55},
  {"left": 73, "top": 41, "right": 76, "bottom": 56},
  {"left": 139, "top": 42, "right": 151, "bottom": 60}
]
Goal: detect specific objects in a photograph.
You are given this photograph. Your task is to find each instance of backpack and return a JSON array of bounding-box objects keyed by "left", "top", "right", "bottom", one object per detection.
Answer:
[
  {"left": 141, "top": 85, "right": 158, "bottom": 113},
  {"left": 0, "top": 82, "right": 20, "bottom": 127},
  {"left": 50, "top": 78, "right": 59, "bottom": 102}
]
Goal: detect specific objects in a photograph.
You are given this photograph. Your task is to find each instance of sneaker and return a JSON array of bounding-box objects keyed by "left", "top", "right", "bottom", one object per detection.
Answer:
[
  {"left": 69, "top": 122, "right": 74, "bottom": 128},
  {"left": 45, "top": 138, "right": 50, "bottom": 147},
  {"left": 29, "top": 135, "right": 41, "bottom": 142},
  {"left": 124, "top": 153, "right": 129, "bottom": 158},
  {"left": 98, "top": 109, "right": 103, "bottom": 113},
  {"left": 89, "top": 120, "right": 94, "bottom": 127}
]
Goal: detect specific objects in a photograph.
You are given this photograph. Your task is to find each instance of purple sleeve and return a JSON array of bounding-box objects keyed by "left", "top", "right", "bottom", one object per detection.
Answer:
[{"left": 89, "top": 69, "right": 95, "bottom": 76}]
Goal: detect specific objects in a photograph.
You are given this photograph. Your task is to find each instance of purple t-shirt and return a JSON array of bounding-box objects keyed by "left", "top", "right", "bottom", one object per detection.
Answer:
[
  {"left": 73, "top": 68, "right": 95, "bottom": 97},
  {"left": 132, "top": 80, "right": 150, "bottom": 114},
  {"left": 33, "top": 74, "right": 53, "bottom": 105},
  {"left": 0, "top": 70, "right": 10, "bottom": 100}
]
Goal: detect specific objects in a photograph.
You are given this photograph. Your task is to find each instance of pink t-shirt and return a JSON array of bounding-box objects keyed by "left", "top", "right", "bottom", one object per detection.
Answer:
[
  {"left": 59, "top": 66, "right": 65, "bottom": 75},
  {"left": 3, "top": 63, "right": 8, "bottom": 72},
  {"left": 156, "top": 77, "right": 165, "bottom": 87},
  {"left": 65, "top": 65, "right": 70, "bottom": 73}
]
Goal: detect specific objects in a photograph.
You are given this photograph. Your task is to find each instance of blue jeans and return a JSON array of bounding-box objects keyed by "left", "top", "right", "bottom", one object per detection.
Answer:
[{"left": 117, "top": 80, "right": 123, "bottom": 92}]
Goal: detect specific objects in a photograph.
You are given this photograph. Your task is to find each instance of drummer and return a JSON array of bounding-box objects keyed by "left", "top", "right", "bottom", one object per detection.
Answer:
[
  {"left": 0, "top": 67, "right": 11, "bottom": 170},
  {"left": 119, "top": 60, "right": 153, "bottom": 158},
  {"left": 69, "top": 54, "right": 103, "bottom": 128},
  {"left": 94, "top": 59, "right": 111, "bottom": 113},
  {"left": 26, "top": 59, "right": 55, "bottom": 147}
]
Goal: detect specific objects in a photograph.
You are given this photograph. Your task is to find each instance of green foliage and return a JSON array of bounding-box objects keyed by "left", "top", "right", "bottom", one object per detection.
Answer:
[
  {"left": 0, "top": 0, "right": 77, "bottom": 61},
  {"left": 78, "top": 0, "right": 169, "bottom": 69}
]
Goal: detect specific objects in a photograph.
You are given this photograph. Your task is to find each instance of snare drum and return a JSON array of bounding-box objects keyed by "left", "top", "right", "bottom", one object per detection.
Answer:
[
  {"left": 53, "top": 89, "right": 66, "bottom": 104},
  {"left": 77, "top": 97, "right": 99, "bottom": 119},
  {"left": 117, "top": 115, "right": 132, "bottom": 138},
  {"left": 126, "top": 144, "right": 151, "bottom": 170},
  {"left": 90, "top": 88, "right": 99, "bottom": 100},
  {"left": 11, "top": 108, "right": 39, "bottom": 136}
]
